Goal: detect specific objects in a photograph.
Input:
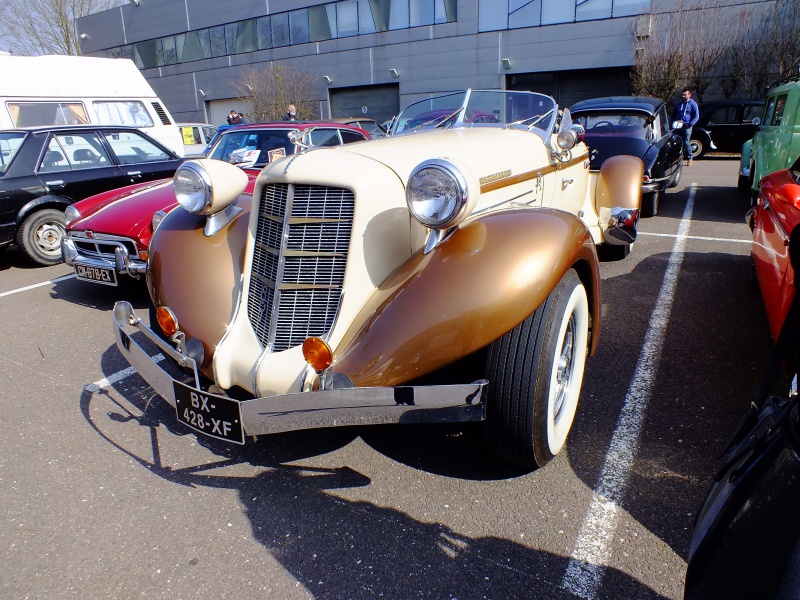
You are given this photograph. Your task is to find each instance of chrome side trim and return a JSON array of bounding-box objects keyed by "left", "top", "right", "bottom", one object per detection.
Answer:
[{"left": 113, "top": 302, "right": 487, "bottom": 437}]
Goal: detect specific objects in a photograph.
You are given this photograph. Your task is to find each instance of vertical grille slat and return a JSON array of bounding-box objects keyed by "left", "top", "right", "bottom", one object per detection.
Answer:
[{"left": 247, "top": 183, "right": 354, "bottom": 352}]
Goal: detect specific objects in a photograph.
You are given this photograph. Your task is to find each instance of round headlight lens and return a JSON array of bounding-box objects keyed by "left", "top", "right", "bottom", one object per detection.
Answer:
[
  {"left": 557, "top": 128, "right": 578, "bottom": 150},
  {"left": 406, "top": 161, "right": 468, "bottom": 229},
  {"left": 64, "top": 205, "right": 82, "bottom": 225},
  {"left": 174, "top": 163, "right": 212, "bottom": 215}
]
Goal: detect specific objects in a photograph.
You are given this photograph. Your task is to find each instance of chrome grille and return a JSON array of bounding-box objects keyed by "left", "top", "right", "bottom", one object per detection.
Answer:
[
  {"left": 71, "top": 236, "right": 137, "bottom": 260},
  {"left": 248, "top": 183, "right": 354, "bottom": 352}
]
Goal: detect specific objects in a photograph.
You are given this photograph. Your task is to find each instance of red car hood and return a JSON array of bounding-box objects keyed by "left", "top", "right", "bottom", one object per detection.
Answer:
[{"left": 67, "top": 169, "right": 260, "bottom": 244}]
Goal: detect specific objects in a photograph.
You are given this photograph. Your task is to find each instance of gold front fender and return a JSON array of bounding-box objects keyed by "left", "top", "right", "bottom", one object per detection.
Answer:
[{"left": 332, "top": 208, "right": 601, "bottom": 388}]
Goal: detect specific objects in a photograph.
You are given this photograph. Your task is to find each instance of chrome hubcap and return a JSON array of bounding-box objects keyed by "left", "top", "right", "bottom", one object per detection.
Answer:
[{"left": 553, "top": 315, "right": 576, "bottom": 423}]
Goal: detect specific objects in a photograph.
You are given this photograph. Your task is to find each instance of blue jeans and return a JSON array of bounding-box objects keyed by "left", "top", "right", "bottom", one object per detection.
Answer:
[{"left": 677, "top": 126, "right": 693, "bottom": 160}]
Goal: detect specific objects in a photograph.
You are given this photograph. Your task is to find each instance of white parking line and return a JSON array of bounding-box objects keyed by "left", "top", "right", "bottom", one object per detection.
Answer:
[
  {"left": 561, "top": 185, "right": 697, "bottom": 599},
  {"left": 85, "top": 353, "right": 165, "bottom": 392},
  {"left": 0, "top": 273, "right": 76, "bottom": 298},
  {"left": 639, "top": 231, "right": 749, "bottom": 244}
]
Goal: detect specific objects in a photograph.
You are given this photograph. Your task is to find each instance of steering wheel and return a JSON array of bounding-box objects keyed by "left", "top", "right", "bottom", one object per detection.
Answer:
[{"left": 592, "top": 121, "right": 614, "bottom": 128}]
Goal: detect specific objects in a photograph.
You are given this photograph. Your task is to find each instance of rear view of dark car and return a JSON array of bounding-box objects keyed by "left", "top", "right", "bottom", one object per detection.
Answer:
[
  {"left": 571, "top": 96, "right": 683, "bottom": 217},
  {"left": 689, "top": 99, "right": 764, "bottom": 159},
  {"left": 0, "top": 125, "right": 182, "bottom": 265}
]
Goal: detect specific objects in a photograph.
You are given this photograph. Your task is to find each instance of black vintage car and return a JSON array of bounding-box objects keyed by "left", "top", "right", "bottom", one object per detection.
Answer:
[
  {"left": 571, "top": 96, "right": 684, "bottom": 217},
  {"left": 689, "top": 99, "right": 764, "bottom": 159},
  {"left": 0, "top": 125, "right": 182, "bottom": 265}
]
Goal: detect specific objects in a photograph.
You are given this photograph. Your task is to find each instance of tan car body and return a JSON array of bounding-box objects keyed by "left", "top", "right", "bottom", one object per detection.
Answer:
[{"left": 148, "top": 126, "right": 639, "bottom": 396}]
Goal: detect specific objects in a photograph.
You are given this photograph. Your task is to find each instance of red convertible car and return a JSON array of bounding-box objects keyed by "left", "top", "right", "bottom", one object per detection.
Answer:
[
  {"left": 61, "top": 122, "right": 369, "bottom": 286},
  {"left": 750, "top": 156, "right": 800, "bottom": 339}
]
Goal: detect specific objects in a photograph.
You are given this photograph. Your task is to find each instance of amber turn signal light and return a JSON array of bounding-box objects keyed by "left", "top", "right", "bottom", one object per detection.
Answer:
[
  {"left": 302, "top": 337, "right": 333, "bottom": 372},
  {"left": 155, "top": 306, "right": 179, "bottom": 337}
]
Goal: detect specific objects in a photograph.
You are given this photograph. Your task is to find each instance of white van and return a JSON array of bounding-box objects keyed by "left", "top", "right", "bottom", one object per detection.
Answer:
[{"left": 0, "top": 55, "right": 185, "bottom": 157}]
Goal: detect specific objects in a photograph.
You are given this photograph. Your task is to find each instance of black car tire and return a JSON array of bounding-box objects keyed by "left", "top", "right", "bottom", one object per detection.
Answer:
[
  {"left": 690, "top": 138, "right": 706, "bottom": 159},
  {"left": 16, "top": 208, "right": 67, "bottom": 266},
  {"left": 738, "top": 174, "right": 750, "bottom": 191},
  {"left": 484, "top": 269, "right": 589, "bottom": 469},
  {"left": 670, "top": 159, "right": 683, "bottom": 188},
  {"left": 641, "top": 190, "right": 660, "bottom": 218}
]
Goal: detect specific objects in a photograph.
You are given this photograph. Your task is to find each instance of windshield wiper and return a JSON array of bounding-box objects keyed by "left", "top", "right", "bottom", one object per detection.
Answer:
[
  {"left": 413, "top": 107, "right": 465, "bottom": 132},
  {"left": 505, "top": 108, "right": 555, "bottom": 130}
]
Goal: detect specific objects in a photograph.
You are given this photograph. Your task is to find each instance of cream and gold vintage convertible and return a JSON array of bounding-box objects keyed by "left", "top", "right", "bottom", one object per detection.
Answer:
[{"left": 112, "top": 89, "right": 643, "bottom": 468}]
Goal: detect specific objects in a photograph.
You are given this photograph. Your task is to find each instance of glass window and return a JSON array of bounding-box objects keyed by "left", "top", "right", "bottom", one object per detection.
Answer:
[
  {"left": 340, "top": 129, "right": 367, "bottom": 143},
  {"left": 508, "top": 0, "right": 541, "bottom": 29},
  {"left": 55, "top": 131, "right": 112, "bottom": 170},
  {"left": 272, "top": 14, "right": 290, "bottom": 47},
  {"left": 577, "top": 0, "right": 612, "bottom": 20},
  {"left": 542, "top": 0, "right": 575, "bottom": 24},
  {"left": 101, "top": 130, "right": 171, "bottom": 164},
  {"left": 308, "top": 6, "right": 333, "bottom": 41},
  {"left": 209, "top": 26, "right": 227, "bottom": 57},
  {"left": 771, "top": 95, "right": 788, "bottom": 126},
  {"left": 308, "top": 128, "right": 341, "bottom": 146},
  {"left": 0, "top": 132, "right": 26, "bottom": 174},
  {"left": 160, "top": 36, "right": 177, "bottom": 65},
  {"left": 235, "top": 19, "right": 257, "bottom": 53},
  {"left": 208, "top": 130, "right": 294, "bottom": 167},
  {"left": 743, "top": 105, "right": 762, "bottom": 123},
  {"left": 338, "top": 1, "right": 359, "bottom": 36},
  {"left": 225, "top": 24, "right": 238, "bottom": 54},
  {"left": 572, "top": 112, "right": 651, "bottom": 139},
  {"left": 389, "top": 0, "right": 410, "bottom": 29},
  {"left": 289, "top": 10, "right": 311, "bottom": 44},
  {"left": 198, "top": 28, "right": 211, "bottom": 58},
  {"left": 7, "top": 102, "right": 89, "bottom": 127},
  {"left": 178, "top": 31, "right": 205, "bottom": 62},
  {"left": 39, "top": 138, "right": 71, "bottom": 172},
  {"left": 410, "top": 0, "right": 435, "bottom": 26},
  {"left": 709, "top": 107, "right": 737, "bottom": 124},
  {"left": 612, "top": 0, "right": 650, "bottom": 17},
  {"left": 134, "top": 39, "right": 158, "bottom": 69},
  {"left": 93, "top": 101, "right": 154, "bottom": 128},
  {"left": 359, "top": 0, "right": 376, "bottom": 33},
  {"left": 257, "top": 16, "right": 273, "bottom": 49},
  {"left": 370, "top": 0, "right": 391, "bottom": 31},
  {"left": 763, "top": 97, "right": 776, "bottom": 126}
]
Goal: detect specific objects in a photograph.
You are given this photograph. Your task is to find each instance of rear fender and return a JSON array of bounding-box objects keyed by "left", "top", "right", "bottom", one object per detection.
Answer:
[{"left": 332, "top": 208, "right": 601, "bottom": 388}]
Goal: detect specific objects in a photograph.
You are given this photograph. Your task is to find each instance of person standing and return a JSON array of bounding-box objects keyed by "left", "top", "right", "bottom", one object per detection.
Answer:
[
  {"left": 282, "top": 104, "right": 297, "bottom": 122},
  {"left": 227, "top": 109, "right": 243, "bottom": 125},
  {"left": 671, "top": 88, "right": 700, "bottom": 165}
]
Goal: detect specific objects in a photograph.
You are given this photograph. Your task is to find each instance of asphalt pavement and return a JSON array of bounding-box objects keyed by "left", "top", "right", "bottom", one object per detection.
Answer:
[{"left": 0, "top": 156, "right": 772, "bottom": 599}]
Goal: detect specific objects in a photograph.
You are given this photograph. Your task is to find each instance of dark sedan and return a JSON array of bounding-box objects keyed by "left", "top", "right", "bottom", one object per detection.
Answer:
[
  {"left": 571, "top": 96, "right": 684, "bottom": 217},
  {"left": 689, "top": 99, "right": 763, "bottom": 159},
  {"left": 0, "top": 125, "right": 182, "bottom": 265}
]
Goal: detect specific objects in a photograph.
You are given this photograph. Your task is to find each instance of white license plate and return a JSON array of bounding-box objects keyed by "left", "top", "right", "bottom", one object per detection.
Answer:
[
  {"left": 75, "top": 264, "right": 117, "bottom": 286},
  {"left": 173, "top": 381, "right": 244, "bottom": 444}
]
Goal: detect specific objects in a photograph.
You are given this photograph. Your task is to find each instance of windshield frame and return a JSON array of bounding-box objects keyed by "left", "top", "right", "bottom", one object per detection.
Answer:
[{"left": 390, "top": 89, "right": 559, "bottom": 142}]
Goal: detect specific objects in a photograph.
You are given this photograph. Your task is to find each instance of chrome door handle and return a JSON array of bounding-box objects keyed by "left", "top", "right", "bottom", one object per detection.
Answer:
[
  {"left": 127, "top": 171, "right": 142, "bottom": 178},
  {"left": 562, "top": 178, "right": 573, "bottom": 190},
  {"left": 46, "top": 180, "right": 65, "bottom": 189}
]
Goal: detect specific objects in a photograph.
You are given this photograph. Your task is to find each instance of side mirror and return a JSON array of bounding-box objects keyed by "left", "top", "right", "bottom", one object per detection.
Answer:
[{"left": 752, "top": 117, "right": 761, "bottom": 127}]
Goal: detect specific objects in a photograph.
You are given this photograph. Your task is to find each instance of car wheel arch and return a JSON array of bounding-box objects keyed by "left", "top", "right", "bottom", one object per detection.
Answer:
[{"left": 14, "top": 194, "right": 73, "bottom": 227}]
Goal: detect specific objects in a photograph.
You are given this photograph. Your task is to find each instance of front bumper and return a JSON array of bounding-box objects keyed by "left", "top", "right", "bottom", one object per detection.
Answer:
[
  {"left": 62, "top": 235, "right": 146, "bottom": 279},
  {"left": 112, "top": 301, "right": 488, "bottom": 442}
]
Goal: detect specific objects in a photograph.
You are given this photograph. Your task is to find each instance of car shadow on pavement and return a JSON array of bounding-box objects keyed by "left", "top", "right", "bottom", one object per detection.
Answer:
[
  {"left": 80, "top": 355, "right": 671, "bottom": 600},
  {"left": 49, "top": 274, "right": 151, "bottom": 311}
]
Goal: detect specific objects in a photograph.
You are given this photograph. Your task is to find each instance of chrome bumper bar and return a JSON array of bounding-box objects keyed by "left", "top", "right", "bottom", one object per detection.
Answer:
[
  {"left": 62, "top": 237, "right": 147, "bottom": 277},
  {"left": 604, "top": 207, "right": 639, "bottom": 245},
  {"left": 112, "top": 301, "right": 487, "bottom": 439}
]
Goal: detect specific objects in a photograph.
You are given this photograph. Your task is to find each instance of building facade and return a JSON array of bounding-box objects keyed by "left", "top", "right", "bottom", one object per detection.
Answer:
[{"left": 77, "top": 0, "right": 650, "bottom": 127}]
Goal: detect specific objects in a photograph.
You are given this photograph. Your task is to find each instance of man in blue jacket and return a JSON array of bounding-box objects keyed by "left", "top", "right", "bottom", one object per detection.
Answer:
[{"left": 671, "top": 87, "right": 700, "bottom": 165}]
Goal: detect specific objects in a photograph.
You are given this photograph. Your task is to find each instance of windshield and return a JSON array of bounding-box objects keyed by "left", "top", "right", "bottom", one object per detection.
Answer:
[
  {"left": 572, "top": 113, "right": 650, "bottom": 140},
  {"left": 391, "top": 90, "right": 558, "bottom": 140},
  {"left": 208, "top": 129, "right": 295, "bottom": 168},
  {"left": 0, "top": 132, "right": 26, "bottom": 174}
]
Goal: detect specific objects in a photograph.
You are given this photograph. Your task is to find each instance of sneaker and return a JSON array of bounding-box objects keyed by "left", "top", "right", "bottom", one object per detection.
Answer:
[{"left": 687, "top": 159, "right": 693, "bottom": 166}]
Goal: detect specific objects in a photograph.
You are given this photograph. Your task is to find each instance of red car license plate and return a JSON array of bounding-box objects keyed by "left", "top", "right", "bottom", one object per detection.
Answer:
[
  {"left": 75, "top": 265, "right": 117, "bottom": 286},
  {"left": 173, "top": 381, "right": 244, "bottom": 444}
]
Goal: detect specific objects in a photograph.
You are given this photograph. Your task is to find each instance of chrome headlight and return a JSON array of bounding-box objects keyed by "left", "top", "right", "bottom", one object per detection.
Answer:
[
  {"left": 174, "top": 162, "right": 212, "bottom": 215},
  {"left": 64, "top": 205, "right": 82, "bottom": 225},
  {"left": 406, "top": 159, "right": 470, "bottom": 229},
  {"left": 173, "top": 159, "right": 249, "bottom": 217}
]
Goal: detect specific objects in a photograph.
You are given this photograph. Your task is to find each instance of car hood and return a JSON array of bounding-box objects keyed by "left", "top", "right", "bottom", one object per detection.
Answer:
[
  {"left": 582, "top": 135, "right": 652, "bottom": 170},
  {"left": 68, "top": 168, "right": 260, "bottom": 238},
  {"left": 68, "top": 179, "right": 178, "bottom": 238}
]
